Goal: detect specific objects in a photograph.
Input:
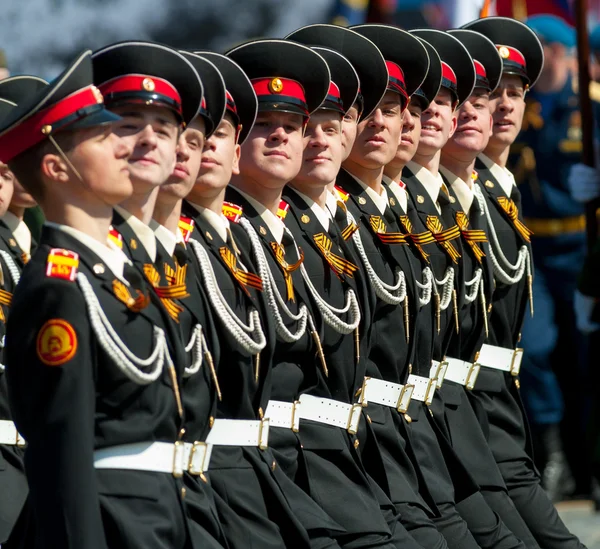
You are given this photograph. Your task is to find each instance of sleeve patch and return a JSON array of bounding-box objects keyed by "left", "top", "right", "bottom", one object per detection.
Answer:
[
  {"left": 178, "top": 216, "right": 195, "bottom": 243},
  {"left": 36, "top": 319, "right": 78, "bottom": 366},
  {"left": 46, "top": 249, "right": 79, "bottom": 281},
  {"left": 222, "top": 201, "right": 243, "bottom": 223}
]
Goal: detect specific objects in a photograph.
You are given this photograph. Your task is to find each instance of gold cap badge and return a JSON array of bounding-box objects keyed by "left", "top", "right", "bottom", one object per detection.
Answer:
[
  {"left": 269, "top": 78, "right": 284, "bottom": 94},
  {"left": 498, "top": 46, "right": 510, "bottom": 59},
  {"left": 142, "top": 77, "right": 156, "bottom": 92}
]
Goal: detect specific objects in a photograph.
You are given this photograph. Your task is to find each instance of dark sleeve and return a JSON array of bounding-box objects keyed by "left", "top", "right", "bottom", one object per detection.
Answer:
[
  {"left": 6, "top": 277, "right": 107, "bottom": 549},
  {"left": 578, "top": 237, "right": 600, "bottom": 299}
]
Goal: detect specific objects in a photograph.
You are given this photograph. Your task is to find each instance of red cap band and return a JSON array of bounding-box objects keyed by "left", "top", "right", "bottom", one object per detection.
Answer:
[
  {"left": 496, "top": 45, "right": 526, "bottom": 68},
  {"left": 441, "top": 62, "right": 457, "bottom": 86},
  {"left": 0, "top": 85, "right": 104, "bottom": 163},
  {"left": 225, "top": 90, "right": 238, "bottom": 116},
  {"left": 252, "top": 77, "right": 306, "bottom": 103},
  {"left": 99, "top": 74, "right": 182, "bottom": 116},
  {"left": 385, "top": 61, "right": 408, "bottom": 98},
  {"left": 474, "top": 60, "right": 487, "bottom": 79}
]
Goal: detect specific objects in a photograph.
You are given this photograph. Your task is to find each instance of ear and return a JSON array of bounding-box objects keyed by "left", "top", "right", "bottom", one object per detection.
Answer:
[
  {"left": 40, "top": 152, "right": 69, "bottom": 183},
  {"left": 231, "top": 143, "right": 241, "bottom": 176},
  {"left": 447, "top": 111, "right": 458, "bottom": 139}
]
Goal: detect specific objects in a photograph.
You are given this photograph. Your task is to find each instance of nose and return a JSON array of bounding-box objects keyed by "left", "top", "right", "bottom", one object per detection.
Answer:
[
  {"left": 308, "top": 125, "right": 328, "bottom": 148},
  {"left": 402, "top": 109, "right": 414, "bottom": 131},
  {"left": 176, "top": 135, "right": 191, "bottom": 163},
  {"left": 498, "top": 90, "right": 513, "bottom": 112},
  {"left": 268, "top": 124, "right": 289, "bottom": 143},
  {"left": 368, "top": 108, "right": 385, "bottom": 129},
  {"left": 138, "top": 123, "right": 158, "bottom": 148}
]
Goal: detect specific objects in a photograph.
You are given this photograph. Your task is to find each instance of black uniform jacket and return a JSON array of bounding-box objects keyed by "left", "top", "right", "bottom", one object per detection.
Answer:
[{"left": 6, "top": 225, "right": 190, "bottom": 549}]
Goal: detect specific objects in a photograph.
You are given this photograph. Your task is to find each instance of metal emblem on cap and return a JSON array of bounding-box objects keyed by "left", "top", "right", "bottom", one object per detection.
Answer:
[
  {"left": 498, "top": 47, "right": 510, "bottom": 59},
  {"left": 301, "top": 214, "right": 310, "bottom": 224},
  {"left": 269, "top": 78, "right": 284, "bottom": 94},
  {"left": 142, "top": 78, "right": 156, "bottom": 92},
  {"left": 417, "top": 195, "right": 425, "bottom": 204},
  {"left": 91, "top": 86, "right": 104, "bottom": 104}
]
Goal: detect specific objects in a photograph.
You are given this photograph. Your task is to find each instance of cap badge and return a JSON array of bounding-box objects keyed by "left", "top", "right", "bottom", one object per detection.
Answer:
[
  {"left": 498, "top": 47, "right": 510, "bottom": 59},
  {"left": 142, "top": 78, "right": 156, "bottom": 92},
  {"left": 269, "top": 78, "right": 284, "bottom": 94},
  {"left": 417, "top": 195, "right": 425, "bottom": 204}
]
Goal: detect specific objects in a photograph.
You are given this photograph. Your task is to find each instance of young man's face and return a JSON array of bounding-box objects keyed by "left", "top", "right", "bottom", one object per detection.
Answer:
[
  {"left": 341, "top": 105, "right": 360, "bottom": 161},
  {"left": 345, "top": 91, "right": 404, "bottom": 170},
  {"left": 393, "top": 101, "right": 423, "bottom": 167},
  {"left": 159, "top": 118, "right": 206, "bottom": 202},
  {"left": 68, "top": 125, "right": 133, "bottom": 205},
  {"left": 417, "top": 88, "right": 457, "bottom": 156},
  {"left": 487, "top": 75, "right": 526, "bottom": 150},
  {"left": 295, "top": 110, "right": 343, "bottom": 189},
  {"left": 442, "top": 89, "right": 492, "bottom": 161},
  {"left": 0, "top": 164, "right": 15, "bottom": 216},
  {"left": 110, "top": 104, "right": 179, "bottom": 191},
  {"left": 238, "top": 110, "right": 305, "bottom": 190}
]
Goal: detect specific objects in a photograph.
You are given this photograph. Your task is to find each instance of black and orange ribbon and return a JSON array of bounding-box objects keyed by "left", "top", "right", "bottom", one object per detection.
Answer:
[
  {"left": 425, "top": 216, "right": 461, "bottom": 264},
  {"left": 398, "top": 215, "right": 434, "bottom": 262},
  {"left": 143, "top": 264, "right": 188, "bottom": 322},
  {"left": 112, "top": 279, "right": 150, "bottom": 313},
  {"left": 497, "top": 197, "right": 533, "bottom": 243},
  {"left": 313, "top": 233, "right": 358, "bottom": 279},
  {"left": 219, "top": 247, "right": 263, "bottom": 297},
  {"left": 270, "top": 242, "right": 304, "bottom": 303},
  {"left": 0, "top": 289, "right": 11, "bottom": 323},
  {"left": 455, "top": 211, "right": 487, "bottom": 264},
  {"left": 369, "top": 216, "right": 408, "bottom": 245}
]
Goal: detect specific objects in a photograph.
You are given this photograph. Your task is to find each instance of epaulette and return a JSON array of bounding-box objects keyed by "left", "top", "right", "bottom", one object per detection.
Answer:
[
  {"left": 46, "top": 248, "right": 79, "bottom": 282},
  {"left": 222, "top": 201, "right": 243, "bottom": 223},
  {"left": 333, "top": 185, "right": 349, "bottom": 203},
  {"left": 276, "top": 199, "right": 290, "bottom": 220},
  {"left": 178, "top": 216, "right": 195, "bottom": 243},
  {"left": 107, "top": 226, "right": 123, "bottom": 249}
]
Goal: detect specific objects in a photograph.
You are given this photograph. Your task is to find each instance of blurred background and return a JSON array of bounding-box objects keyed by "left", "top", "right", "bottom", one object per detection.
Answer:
[{"left": 0, "top": 0, "right": 599, "bottom": 544}]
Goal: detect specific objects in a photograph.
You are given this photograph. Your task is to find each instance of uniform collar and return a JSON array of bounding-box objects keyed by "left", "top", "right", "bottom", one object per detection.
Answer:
[
  {"left": 45, "top": 221, "right": 128, "bottom": 278},
  {"left": 439, "top": 166, "right": 474, "bottom": 213},
  {"left": 406, "top": 160, "right": 444, "bottom": 213},
  {"left": 382, "top": 174, "right": 407, "bottom": 213},
  {"left": 348, "top": 173, "right": 389, "bottom": 215},
  {"left": 187, "top": 202, "right": 230, "bottom": 243},
  {"left": 478, "top": 154, "right": 515, "bottom": 198},
  {"left": 2, "top": 210, "right": 31, "bottom": 254},
  {"left": 325, "top": 188, "right": 339, "bottom": 218},
  {"left": 114, "top": 205, "right": 157, "bottom": 262},
  {"left": 231, "top": 186, "right": 284, "bottom": 244},
  {"left": 287, "top": 187, "right": 331, "bottom": 232},
  {"left": 149, "top": 219, "right": 182, "bottom": 256}
]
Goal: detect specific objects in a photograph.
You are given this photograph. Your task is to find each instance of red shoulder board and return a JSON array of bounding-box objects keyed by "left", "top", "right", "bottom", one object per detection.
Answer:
[
  {"left": 471, "top": 170, "right": 479, "bottom": 181},
  {"left": 107, "top": 226, "right": 123, "bottom": 249},
  {"left": 333, "top": 185, "right": 349, "bottom": 203},
  {"left": 46, "top": 249, "right": 79, "bottom": 282},
  {"left": 222, "top": 201, "right": 243, "bottom": 223},
  {"left": 276, "top": 199, "right": 290, "bottom": 220},
  {"left": 178, "top": 216, "right": 195, "bottom": 243}
]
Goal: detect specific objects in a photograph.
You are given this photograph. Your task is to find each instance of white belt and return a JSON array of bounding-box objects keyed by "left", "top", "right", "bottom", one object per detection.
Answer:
[
  {"left": 265, "top": 400, "right": 301, "bottom": 432},
  {"left": 298, "top": 394, "right": 362, "bottom": 434},
  {"left": 358, "top": 377, "right": 413, "bottom": 413},
  {"left": 407, "top": 374, "right": 437, "bottom": 405},
  {"left": 477, "top": 344, "right": 523, "bottom": 376},
  {"left": 0, "top": 420, "right": 25, "bottom": 446},
  {"left": 444, "top": 357, "right": 480, "bottom": 390},
  {"left": 429, "top": 360, "right": 449, "bottom": 388},
  {"left": 205, "top": 418, "right": 269, "bottom": 449},
  {"left": 94, "top": 441, "right": 212, "bottom": 478}
]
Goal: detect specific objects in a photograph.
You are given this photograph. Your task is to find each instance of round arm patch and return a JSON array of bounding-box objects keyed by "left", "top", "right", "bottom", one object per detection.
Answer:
[{"left": 36, "top": 319, "right": 78, "bottom": 366}]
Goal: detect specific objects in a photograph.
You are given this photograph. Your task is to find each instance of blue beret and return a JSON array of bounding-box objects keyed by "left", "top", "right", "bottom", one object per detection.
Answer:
[{"left": 525, "top": 14, "right": 576, "bottom": 48}]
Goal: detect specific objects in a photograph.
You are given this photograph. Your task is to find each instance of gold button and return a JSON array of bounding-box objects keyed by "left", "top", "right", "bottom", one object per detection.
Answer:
[
  {"left": 485, "top": 180, "right": 495, "bottom": 188},
  {"left": 259, "top": 226, "right": 267, "bottom": 235},
  {"left": 130, "top": 238, "right": 138, "bottom": 250},
  {"left": 301, "top": 214, "right": 310, "bottom": 224},
  {"left": 358, "top": 197, "right": 367, "bottom": 205},
  {"left": 404, "top": 413, "right": 412, "bottom": 423},
  {"left": 417, "top": 195, "right": 425, "bottom": 204},
  {"left": 209, "top": 416, "right": 214, "bottom": 428},
  {"left": 93, "top": 263, "right": 105, "bottom": 275},
  {"left": 514, "top": 379, "right": 521, "bottom": 389},
  {"left": 390, "top": 197, "right": 396, "bottom": 206},
  {"left": 354, "top": 439, "right": 360, "bottom": 449},
  {"left": 181, "top": 487, "right": 186, "bottom": 499}
]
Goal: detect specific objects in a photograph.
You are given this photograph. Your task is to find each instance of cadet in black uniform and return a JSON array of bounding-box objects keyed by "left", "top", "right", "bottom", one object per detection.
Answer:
[
  {"left": 2, "top": 50, "right": 195, "bottom": 549},
  {"left": 462, "top": 17, "right": 587, "bottom": 549}
]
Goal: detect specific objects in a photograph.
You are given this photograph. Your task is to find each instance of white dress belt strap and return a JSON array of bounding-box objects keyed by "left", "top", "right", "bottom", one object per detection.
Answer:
[
  {"left": 265, "top": 400, "right": 301, "bottom": 432},
  {"left": 477, "top": 344, "right": 523, "bottom": 376},
  {"left": 0, "top": 420, "right": 25, "bottom": 446},
  {"left": 444, "top": 357, "right": 480, "bottom": 390},
  {"left": 205, "top": 418, "right": 269, "bottom": 449},
  {"left": 358, "top": 377, "right": 413, "bottom": 413},
  {"left": 407, "top": 374, "right": 437, "bottom": 405},
  {"left": 429, "top": 359, "right": 449, "bottom": 388},
  {"left": 297, "top": 394, "right": 362, "bottom": 434},
  {"left": 93, "top": 441, "right": 212, "bottom": 477}
]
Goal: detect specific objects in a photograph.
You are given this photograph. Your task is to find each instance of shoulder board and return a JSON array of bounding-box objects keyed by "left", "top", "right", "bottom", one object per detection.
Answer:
[
  {"left": 178, "top": 216, "right": 195, "bottom": 243},
  {"left": 333, "top": 185, "right": 349, "bottom": 202},
  {"left": 222, "top": 201, "right": 243, "bottom": 223},
  {"left": 46, "top": 248, "right": 79, "bottom": 282},
  {"left": 276, "top": 199, "right": 290, "bottom": 220},
  {"left": 590, "top": 81, "right": 600, "bottom": 103},
  {"left": 107, "top": 226, "right": 123, "bottom": 249}
]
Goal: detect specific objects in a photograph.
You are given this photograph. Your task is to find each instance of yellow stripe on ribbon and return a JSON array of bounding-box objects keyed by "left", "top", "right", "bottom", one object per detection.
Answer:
[
  {"left": 426, "top": 216, "right": 461, "bottom": 263},
  {"left": 399, "top": 215, "right": 432, "bottom": 262},
  {"left": 369, "top": 216, "right": 408, "bottom": 245},
  {"left": 455, "top": 211, "right": 487, "bottom": 264},
  {"left": 112, "top": 279, "right": 150, "bottom": 312},
  {"left": 143, "top": 263, "right": 187, "bottom": 322},
  {"left": 270, "top": 242, "right": 304, "bottom": 303},
  {"left": 219, "top": 247, "right": 263, "bottom": 296},
  {"left": 497, "top": 197, "right": 533, "bottom": 243},
  {"left": 0, "top": 289, "right": 12, "bottom": 307},
  {"left": 313, "top": 233, "right": 358, "bottom": 279}
]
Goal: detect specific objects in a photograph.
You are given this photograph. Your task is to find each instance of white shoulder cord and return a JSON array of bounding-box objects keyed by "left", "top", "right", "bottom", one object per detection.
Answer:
[
  {"left": 0, "top": 335, "right": 4, "bottom": 372},
  {"left": 463, "top": 267, "right": 483, "bottom": 304},
  {"left": 433, "top": 266, "right": 454, "bottom": 310},
  {"left": 183, "top": 323, "right": 203, "bottom": 377},
  {"left": 0, "top": 250, "right": 20, "bottom": 286},
  {"left": 77, "top": 272, "right": 165, "bottom": 384},
  {"left": 237, "top": 218, "right": 308, "bottom": 343},
  {"left": 473, "top": 184, "right": 532, "bottom": 286},
  {"left": 415, "top": 266, "right": 433, "bottom": 307},
  {"left": 346, "top": 210, "right": 407, "bottom": 306},
  {"left": 188, "top": 239, "right": 266, "bottom": 355}
]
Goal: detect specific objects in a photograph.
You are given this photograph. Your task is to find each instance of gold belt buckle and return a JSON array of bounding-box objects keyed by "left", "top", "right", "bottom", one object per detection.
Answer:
[
  {"left": 172, "top": 440, "right": 185, "bottom": 478},
  {"left": 510, "top": 348, "right": 523, "bottom": 376},
  {"left": 397, "top": 384, "right": 414, "bottom": 413},
  {"left": 188, "top": 441, "right": 208, "bottom": 475},
  {"left": 433, "top": 360, "right": 448, "bottom": 388},
  {"left": 346, "top": 403, "right": 362, "bottom": 435},
  {"left": 465, "top": 363, "right": 481, "bottom": 391},
  {"left": 424, "top": 378, "right": 437, "bottom": 406},
  {"left": 358, "top": 377, "right": 370, "bottom": 407},
  {"left": 258, "top": 418, "right": 270, "bottom": 450},
  {"left": 291, "top": 401, "right": 301, "bottom": 433}
]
